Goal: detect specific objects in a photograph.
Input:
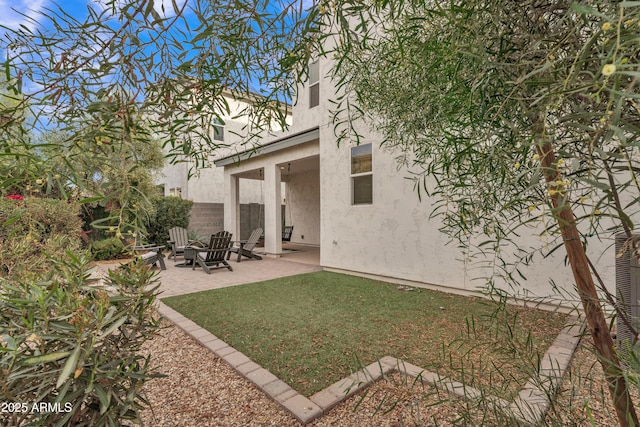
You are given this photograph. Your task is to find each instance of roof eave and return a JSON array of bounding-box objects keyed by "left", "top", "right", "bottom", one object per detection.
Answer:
[{"left": 214, "top": 127, "right": 320, "bottom": 167}]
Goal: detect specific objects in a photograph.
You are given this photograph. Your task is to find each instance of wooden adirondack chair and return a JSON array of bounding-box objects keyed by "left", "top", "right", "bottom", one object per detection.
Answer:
[
  {"left": 123, "top": 240, "right": 166, "bottom": 270},
  {"left": 192, "top": 231, "right": 233, "bottom": 274},
  {"left": 168, "top": 226, "right": 189, "bottom": 261},
  {"left": 134, "top": 245, "right": 167, "bottom": 270},
  {"left": 227, "top": 227, "right": 263, "bottom": 262}
]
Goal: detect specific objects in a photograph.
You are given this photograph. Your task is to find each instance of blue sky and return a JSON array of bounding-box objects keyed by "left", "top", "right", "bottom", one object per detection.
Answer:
[
  {"left": 0, "top": 0, "right": 313, "bottom": 31},
  {"left": 0, "top": 0, "right": 50, "bottom": 31},
  {"left": 1, "top": 0, "right": 310, "bottom": 106},
  {"left": 0, "top": 0, "right": 183, "bottom": 30}
]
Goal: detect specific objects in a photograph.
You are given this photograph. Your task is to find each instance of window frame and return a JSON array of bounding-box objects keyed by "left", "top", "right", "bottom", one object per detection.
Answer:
[
  {"left": 350, "top": 143, "right": 373, "bottom": 205},
  {"left": 309, "top": 60, "right": 319, "bottom": 108},
  {"left": 213, "top": 118, "right": 224, "bottom": 142},
  {"left": 169, "top": 187, "right": 182, "bottom": 198}
]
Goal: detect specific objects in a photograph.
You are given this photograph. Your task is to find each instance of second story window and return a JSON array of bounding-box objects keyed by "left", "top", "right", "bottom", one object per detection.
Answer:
[
  {"left": 213, "top": 118, "right": 224, "bottom": 141},
  {"left": 309, "top": 60, "right": 319, "bottom": 108}
]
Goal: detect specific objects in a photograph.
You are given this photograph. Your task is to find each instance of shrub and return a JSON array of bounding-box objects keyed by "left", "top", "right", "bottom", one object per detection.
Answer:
[
  {"left": 90, "top": 237, "right": 127, "bottom": 261},
  {"left": 0, "top": 252, "right": 161, "bottom": 427},
  {"left": 145, "top": 196, "right": 193, "bottom": 245},
  {"left": 79, "top": 204, "right": 113, "bottom": 242},
  {"left": 0, "top": 197, "right": 82, "bottom": 280}
]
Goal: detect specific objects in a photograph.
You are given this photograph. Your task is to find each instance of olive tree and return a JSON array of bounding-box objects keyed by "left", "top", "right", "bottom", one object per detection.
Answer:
[
  {"left": 305, "top": 0, "right": 640, "bottom": 425},
  {"left": 6, "top": 0, "right": 639, "bottom": 424},
  {"left": 0, "top": 1, "right": 309, "bottom": 424},
  {"left": 0, "top": 0, "right": 305, "bottom": 222}
]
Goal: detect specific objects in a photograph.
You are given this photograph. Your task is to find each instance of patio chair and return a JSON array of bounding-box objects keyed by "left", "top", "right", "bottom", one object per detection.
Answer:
[
  {"left": 259, "top": 225, "right": 294, "bottom": 244},
  {"left": 282, "top": 225, "right": 294, "bottom": 242},
  {"left": 137, "top": 245, "right": 167, "bottom": 270},
  {"left": 191, "top": 231, "right": 233, "bottom": 274},
  {"left": 168, "top": 226, "right": 189, "bottom": 261},
  {"left": 125, "top": 243, "right": 167, "bottom": 270},
  {"left": 228, "top": 227, "right": 263, "bottom": 262}
]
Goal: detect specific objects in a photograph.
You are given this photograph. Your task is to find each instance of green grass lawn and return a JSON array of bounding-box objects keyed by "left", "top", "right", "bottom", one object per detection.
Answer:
[{"left": 162, "top": 271, "right": 567, "bottom": 398}]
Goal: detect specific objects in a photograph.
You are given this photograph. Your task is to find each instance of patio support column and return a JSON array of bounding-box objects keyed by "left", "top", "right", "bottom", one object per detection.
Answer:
[
  {"left": 224, "top": 172, "right": 240, "bottom": 239},
  {"left": 264, "top": 164, "right": 282, "bottom": 257}
]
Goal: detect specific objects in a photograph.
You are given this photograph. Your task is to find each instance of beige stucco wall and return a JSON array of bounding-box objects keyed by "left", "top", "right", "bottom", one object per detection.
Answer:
[
  {"left": 286, "top": 169, "right": 321, "bottom": 245},
  {"left": 186, "top": 166, "right": 266, "bottom": 204},
  {"left": 319, "top": 125, "right": 465, "bottom": 291},
  {"left": 316, "top": 120, "right": 621, "bottom": 302},
  {"left": 157, "top": 161, "right": 189, "bottom": 198},
  {"left": 288, "top": 61, "right": 331, "bottom": 135}
]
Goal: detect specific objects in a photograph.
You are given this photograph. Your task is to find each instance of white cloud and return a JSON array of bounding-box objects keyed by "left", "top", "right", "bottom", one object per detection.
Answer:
[
  {"left": 90, "top": 0, "right": 187, "bottom": 18},
  {"left": 0, "top": 0, "right": 49, "bottom": 31},
  {"left": 152, "top": 0, "right": 187, "bottom": 17},
  {"left": 301, "top": 0, "right": 315, "bottom": 12}
]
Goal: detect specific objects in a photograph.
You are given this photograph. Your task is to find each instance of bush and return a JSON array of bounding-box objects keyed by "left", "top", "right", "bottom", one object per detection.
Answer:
[
  {"left": 0, "top": 253, "right": 161, "bottom": 427},
  {"left": 0, "top": 196, "right": 82, "bottom": 280},
  {"left": 79, "top": 204, "right": 113, "bottom": 242},
  {"left": 145, "top": 196, "right": 193, "bottom": 245},
  {"left": 90, "top": 237, "right": 127, "bottom": 261}
]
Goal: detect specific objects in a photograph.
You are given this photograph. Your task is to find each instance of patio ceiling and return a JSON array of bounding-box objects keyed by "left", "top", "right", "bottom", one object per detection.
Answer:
[{"left": 234, "top": 155, "right": 319, "bottom": 181}]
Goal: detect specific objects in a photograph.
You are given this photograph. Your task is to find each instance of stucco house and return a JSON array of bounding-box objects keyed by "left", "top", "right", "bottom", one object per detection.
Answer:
[
  {"left": 157, "top": 92, "right": 292, "bottom": 240},
  {"left": 159, "top": 57, "right": 619, "bottom": 308}
]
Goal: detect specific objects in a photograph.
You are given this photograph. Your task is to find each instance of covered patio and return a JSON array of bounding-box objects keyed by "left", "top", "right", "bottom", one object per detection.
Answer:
[{"left": 215, "top": 128, "right": 321, "bottom": 259}]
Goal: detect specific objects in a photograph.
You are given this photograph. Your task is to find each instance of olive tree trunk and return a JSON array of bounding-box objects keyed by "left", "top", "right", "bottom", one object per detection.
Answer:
[{"left": 536, "top": 136, "right": 638, "bottom": 427}]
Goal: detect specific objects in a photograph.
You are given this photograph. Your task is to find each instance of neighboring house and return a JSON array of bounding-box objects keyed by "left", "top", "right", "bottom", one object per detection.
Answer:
[{"left": 157, "top": 91, "right": 292, "bottom": 240}]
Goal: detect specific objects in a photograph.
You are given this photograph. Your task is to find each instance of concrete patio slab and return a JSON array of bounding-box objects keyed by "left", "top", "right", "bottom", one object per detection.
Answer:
[{"left": 147, "top": 248, "right": 321, "bottom": 298}]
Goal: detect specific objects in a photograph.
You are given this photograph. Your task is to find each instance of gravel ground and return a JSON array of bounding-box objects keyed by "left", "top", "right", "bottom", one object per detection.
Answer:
[
  {"left": 137, "top": 320, "right": 629, "bottom": 427},
  {"left": 545, "top": 339, "right": 640, "bottom": 426}
]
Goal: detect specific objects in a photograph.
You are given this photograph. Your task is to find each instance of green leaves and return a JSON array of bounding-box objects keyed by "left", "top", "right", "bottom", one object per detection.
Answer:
[
  {"left": 98, "top": 316, "right": 127, "bottom": 340},
  {"left": 22, "top": 351, "right": 71, "bottom": 365},
  {"left": 56, "top": 346, "right": 80, "bottom": 388},
  {"left": 0, "top": 0, "right": 311, "bottom": 234},
  {"left": 1, "top": 250, "right": 161, "bottom": 426}
]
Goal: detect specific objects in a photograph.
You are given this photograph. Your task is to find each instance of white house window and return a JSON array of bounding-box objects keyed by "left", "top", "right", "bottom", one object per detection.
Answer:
[
  {"left": 169, "top": 187, "right": 182, "bottom": 198},
  {"left": 350, "top": 144, "right": 372, "bottom": 205},
  {"left": 213, "top": 118, "right": 224, "bottom": 141},
  {"left": 309, "top": 60, "right": 319, "bottom": 108}
]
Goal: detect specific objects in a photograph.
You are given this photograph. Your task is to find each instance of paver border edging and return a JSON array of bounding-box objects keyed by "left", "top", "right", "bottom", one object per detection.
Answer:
[{"left": 157, "top": 302, "right": 583, "bottom": 425}]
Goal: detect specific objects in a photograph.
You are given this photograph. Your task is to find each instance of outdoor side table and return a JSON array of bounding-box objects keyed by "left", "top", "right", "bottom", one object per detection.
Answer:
[{"left": 177, "top": 246, "right": 199, "bottom": 268}]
